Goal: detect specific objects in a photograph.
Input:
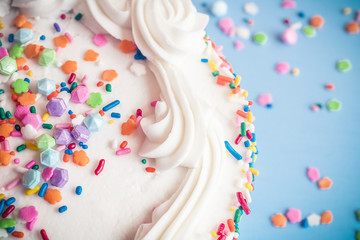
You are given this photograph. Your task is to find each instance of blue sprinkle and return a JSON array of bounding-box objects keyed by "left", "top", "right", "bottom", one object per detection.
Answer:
[
  {"left": 38, "top": 183, "right": 48, "bottom": 198},
  {"left": 201, "top": 58, "right": 208, "bottom": 63},
  {"left": 0, "top": 199, "right": 5, "bottom": 215},
  {"left": 8, "top": 33, "right": 14, "bottom": 43},
  {"left": 65, "top": 149, "right": 73, "bottom": 155},
  {"left": 79, "top": 142, "right": 84, "bottom": 146},
  {"left": 224, "top": 141, "right": 242, "bottom": 160},
  {"left": 255, "top": 146, "right": 258, "bottom": 154},
  {"left": 75, "top": 186, "right": 82, "bottom": 195},
  {"left": 251, "top": 152, "right": 255, "bottom": 160},
  {"left": 5, "top": 197, "right": 15, "bottom": 206},
  {"left": 301, "top": 218, "right": 309, "bottom": 228},
  {"left": 250, "top": 133, "right": 256, "bottom": 142},
  {"left": 102, "top": 100, "right": 120, "bottom": 112},
  {"left": 60, "top": 87, "right": 70, "bottom": 93},
  {"left": 58, "top": 205, "right": 68, "bottom": 213},
  {"left": 249, "top": 162, "right": 254, "bottom": 168},
  {"left": 40, "top": 35, "right": 46, "bottom": 40},
  {"left": 53, "top": 22, "right": 61, "bottom": 32},
  {"left": 110, "top": 112, "right": 121, "bottom": 118},
  {"left": 134, "top": 49, "right": 146, "bottom": 60},
  {"left": 6, "top": 227, "right": 15, "bottom": 233},
  {"left": 298, "top": 11, "right": 305, "bottom": 18},
  {"left": 60, "top": 82, "right": 66, "bottom": 87},
  {"left": 266, "top": 103, "right": 272, "bottom": 109},
  {"left": 244, "top": 140, "right": 250, "bottom": 148},
  {"left": 243, "top": 105, "right": 249, "bottom": 112},
  {"left": 68, "top": 110, "right": 73, "bottom": 115},
  {"left": 24, "top": 78, "right": 30, "bottom": 83},
  {"left": 82, "top": 144, "right": 88, "bottom": 149}
]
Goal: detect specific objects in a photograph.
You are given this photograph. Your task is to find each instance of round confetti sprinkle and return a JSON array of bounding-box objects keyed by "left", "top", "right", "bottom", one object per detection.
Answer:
[
  {"left": 243, "top": 2, "right": 258, "bottom": 16},
  {"left": 282, "top": 28, "right": 298, "bottom": 45},
  {"left": 307, "top": 167, "right": 320, "bottom": 182},
  {"left": 211, "top": 0, "right": 228, "bottom": 17},
  {"left": 253, "top": 32, "right": 267, "bottom": 45},
  {"left": 327, "top": 99, "right": 341, "bottom": 111},
  {"left": 342, "top": 7, "right": 352, "bottom": 15},
  {"left": 292, "top": 68, "right": 300, "bottom": 76},
  {"left": 310, "top": 15, "right": 325, "bottom": 29},
  {"left": 320, "top": 210, "right": 333, "bottom": 224},
  {"left": 275, "top": 62, "right": 290, "bottom": 74},
  {"left": 318, "top": 177, "right": 333, "bottom": 189},
  {"left": 337, "top": 59, "right": 352, "bottom": 72},
  {"left": 303, "top": 25, "right": 316, "bottom": 37},
  {"left": 345, "top": 21, "right": 359, "bottom": 34}
]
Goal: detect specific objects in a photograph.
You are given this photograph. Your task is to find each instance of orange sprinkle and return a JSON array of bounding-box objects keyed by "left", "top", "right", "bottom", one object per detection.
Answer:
[
  {"left": 44, "top": 189, "right": 62, "bottom": 205},
  {"left": 227, "top": 219, "right": 235, "bottom": 232},
  {"left": 0, "top": 150, "right": 11, "bottom": 166},
  {"left": 61, "top": 61, "right": 77, "bottom": 74},
  {"left": 101, "top": 70, "right": 118, "bottom": 82},
  {"left": 0, "top": 123, "right": 14, "bottom": 138},
  {"left": 0, "top": 120, "right": 6, "bottom": 125},
  {"left": 8, "top": 118, "right": 16, "bottom": 124},
  {"left": 271, "top": 213, "right": 287, "bottom": 228},
  {"left": 118, "top": 40, "right": 136, "bottom": 53},
  {"left": 145, "top": 167, "right": 156, "bottom": 173},
  {"left": 345, "top": 21, "right": 359, "bottom": 34},
  {"left": 56, "top": 84, "right": 59, "bottom": 89},
  {"left": 232, "top": 87, "right": 241, "bottom": 94},
  {"left": 20, "top": 21, "right": 33, "bottom": 29},
  {"left": 24, "top": 44, "right": 40, "bottom": 59},
  {"left": 16, "top": 57, "right": 27, "bottom": 68},
  {"left": 318, "top": 177, "right": 333, "bottom": 190},
  {"left": 11, "top": 231, "right": 24, "bottom": 238},
  {"left": 13, "top": 14, "right": 27, "bottom": 28},
  {"left": 47, "top": 91, "right": 58, "bottom": 101},
  {"left": 11, "top": 94, "right": 18, "bottom": 102},
  {"left": 54, "top": 35, "right": 69, "bottom": 48},
  {"left": 18, "top": 92, "right": 36, "bottom": 106},
  {"left": 83, "top": 49, "right": 99, "bottom": 61},
  {"left": 310, "top": 15, "right": 325, "bottom": 29},
  {"left": 69, "top": 114, "right": 76, "bottom": 119},
  {"left": 236, "top": 110, "right": 248, "bottom": 118},
  {"left": 97, "top": 81, "right": 104, "bottom": 87},
  {"left": 129, "top": 115, "right": 136, "bottom": 120},
  {"left": 217, "top": 75, "right": 233, "bottom": 83},
  {"left": 23, "top": 65, "right": 29, "bottom": 71},
  {"left": 39, "top": 45, "right": 45, "bottom": 51},
  {"left": 73, "top": 150, "right": 90, "bottom": 166},
  {"left": 10, "top": 151, "right": 15, "bottom": 156},
  {"left": 320, "top": 210, "right": 333, "bottom": 224},
  {"left": 63, "top": 154, "right": 70, "bottom": 163},
  {"left": 121, "top": 118, "right": 137, "bottom": 136},
  {"left": 98, "top": 110, "right": 105, "bottom": 116},
  {"left": 248, "top": 101, "right": 253, "bottom": 105}
]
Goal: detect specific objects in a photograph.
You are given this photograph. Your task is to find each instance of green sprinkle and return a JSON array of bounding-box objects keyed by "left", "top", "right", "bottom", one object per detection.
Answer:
[
  {"left": 337, "top": 59, "right": 352, "bottom": 72},
  {"left": 0, "top": 89, "right": 4, "bottom": 94},
  {"left": 141, "top": 159, "right": 147, "bottom": 164},
  {"left": 86, "top": 92, "right": 103, "bottom": 108},
  {"left": 234, "top": 209, "right": 241, "bottom": 223},
  {"left": 0, "top": 108, "right": 5, "bottom": 120},
  {"left": 11, "top": 78, "right": 29, "bottom": 94},
  {"left": 15, "top": 124, "right": 21, "bottom": 131},
  {"left": 327, "top": 99, "right": 341, "bottom": 111},
  {"left": 0, "top": 218, "right": 16, "bottom": 228},
  {"left": 0, "top": 40, "right": 2, "bottom": 47},
  {"left": 241, "top": 122, "right": 246, "bottom": 136},
  {"left": 75, "top": 13, "right": 83, "bottom": 21},
  {"left": 106, "top": 84, "right": 112, "bottom": 92},
  {"left": 70, "top": 82, "right": 78, "bottom": 92},
  {"left": 16, "top": 144, "right": 26, "bottom": 152},
  {"left": 316, "top": 103, "right": 323, "bottom": 109},
  {"left": 0, "top": 56, "right": 17, "bottom": 76},
  {"left": 356, "top": 230, "right": 360, "bottom": 240},
  {"left": 5, "top": 111, "right": 12, "bottom": 119},
  {"left": 212, "top": 70, "right": 219, "bottom": 77},
  {"left": 356, "top": 209, "right": 360, "bottom": 222},
  {"left": 229, "top": 83, "right": 236, "bottom": 89},
  {"left": 30, "top": 106, "right": 36, "bottom": 113},
  {"left": 303, "top": 25, "right": 316, "bottom": 37},
  {"left": 253, "top": 32, "right": 268, "bottom": 45},
  {"left": 38, "top": 48, "right": 56, "bottom": 66},
  {"left": 32, "top": 164, "right": 39, "bottom": 170},
  {"left": 42, "top": 123, "right": 53, "bottom": 130},
  {"left": 9, "top": 44, "right": 24, "bottom": 59}
]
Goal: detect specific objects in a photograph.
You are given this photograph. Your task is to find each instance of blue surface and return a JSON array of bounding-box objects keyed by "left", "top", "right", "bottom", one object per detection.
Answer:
[{"left": 195, "top": 1, "right": 360, "bottom": 239}]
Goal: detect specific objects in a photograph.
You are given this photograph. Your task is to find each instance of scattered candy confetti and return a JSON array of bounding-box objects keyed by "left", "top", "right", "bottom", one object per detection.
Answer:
[
  {"left": 320, "top": 210, "right": 333, "bottom": 224},
  {"left": 326, "top": 99, "right": 341, "bottom": 111},
  {"left": 275, "top": 62, "right": 290, "bottom": 74},
  {"left": 317, "top": 177, "right": 333, "bottom": 190},
  {"left": 310, "top": 15, "right": 325, "bottom": 29},
  {"left": 303, "top": 25, "right": 316, "bottom": 37},
  {"left": 282, "top": 28, "right": 298, "bottom": 45},
  {"left": 286, "top": 208, "right": 302, "bottom": 223},
  {"left": 243, "top": 2, "right": 259, "bottom": 16},
  {"left": 211, "top": 0, "right": 228, "bottom": 17},
  {"left": 336, "top": 59, "right": 352, "bottom": 72},
  {"left": 257, "top": 93, "right": 272, "bottom": 107},
  {"left": 253, "top": 32, "right": 268, "bottom": 45},
  {"left": 218, "top": 17, "right": 235, "bottom": 36},
  {"left": 306, "top": 213, "right": 321, "bottom": 227},
  {"left": 271, "top": 213, "right": 287, "bottom": 227},
  {"left": 307, "top": 167, "right": 320, "bottom": 182}
]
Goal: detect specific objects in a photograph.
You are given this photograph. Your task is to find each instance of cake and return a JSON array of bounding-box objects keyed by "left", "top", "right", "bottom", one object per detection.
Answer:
[{"left": 0, "top": 0, "right": 259, "bottom": 239}]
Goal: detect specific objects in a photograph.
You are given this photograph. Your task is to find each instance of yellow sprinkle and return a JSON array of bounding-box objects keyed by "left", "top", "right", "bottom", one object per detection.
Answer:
[
  {"left": 25, "top": 141, "right": 39, "bottom": 151},
  {"left": 211, "top": 230, "right": 218, "bottom": 238},
  {"left": 242, "top": 90, "right": 248, "bottom": 98},
  {"left": 42, "top": 112, "right": 50, "bottom": 122},
  {"left": 226, "top": 150, "right": 229, "bottom": 156},
  {"left": 251, "top": 141, "right": 256, "bottom": 147},
  {"left": 292, "top": 68, "right": 300, "bottom": 76},
  {"left": 28, "top": 71, "right": 33, "bottom": 77},
  {"left": 254, "top": 154, "right": 258, "bottom": 162},
  {"left": 208, "top": 60, "right": 218, "bottom": 71},
  {"left": 0, "top": 23, "right": 4, "bottom": 29},
  {"left": 108, "top": 120, "right": 114, "bottom": 124},
  {"left": 234, "top": 75, "right": 241, "bottom": 86},
  {"left": 25, "top": 185, "right": 40, "bottom": 196},
  {"left": 229, "top": 93, "right": 234, "bottom": 97},
  {"left": 249, "top": 167, "right": 259, "bottom": 176},
  {"left": 247, "top": 111, "right": 253, "bottom": 123},
  {"left": 0, "top": 194, "right": 5, "bottom": 200},
  {"left": 229, "top": 206, "right": 235, "bottom": 211},
  {"left": 248, "top": 145, "right": 256, "bottom": 152},
  {"left": 241, "top": 168, "right": 246, "bottom": 173},
  {"left": 0, "top": 17, "right": 2, "bottom": 21},
  {"left": 245, "top": 182, "right": 254, "bottom": 191},
  {"left": 342, "top": 7, "right": 351, "bottom": 15}
]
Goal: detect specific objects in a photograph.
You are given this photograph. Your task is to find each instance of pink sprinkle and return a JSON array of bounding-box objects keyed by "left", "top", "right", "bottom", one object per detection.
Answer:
[
  {"left": 234, "top": 201, "right": 240, "bottom": 207},
  {"left": 246, "top": 130, "right": 253, "bottom": 140},
  {"left": 307, "top": 167, "right": 320, "bottom": 182},
  {"left": 282, "top": 0, "right": 296, "bottom": 9},
  {"left": 150, "top": 101, "right": 158, "bottom": 107},
  {"left": 3, "top": 140, "right": 10, "bottom": 151},
  {"left": 25, "top": 160, "right": 36, "bottom": 169},
  {"left": 286, "top": 208, "right": 302, "bottom": 223},
  {"left": 14, "top": 158, "right": 20, "bottom": 164},
  {"left": 235, "top": 116, "right": 242, "bottom": 127},
  {"left": 64, "top": 32, "right": 73, "bottom": 43},
  {"left": 356, "top": 10, "right": 360, "bottom": 21},
  {"left": 246, "top": 170, "right": 252, "bottom": 182},
  {"left": 26, "top": 217, "right": 37, "bottom": 231},
  {"left": 218, "top": 17, "right": 235, "bottom": 36},
  {"left": 257, "top": 93, "right": 272, "bottom": 106},
  {"left": 236, "top": 192, "right": 251, "bottom": 215},
  {"left": 244, "top": 157, "right": 252, "bottom": 163},
  {"left": 5, "top": 177, "right": 21, "bottom": 190},
  {"left": 135, "top": 116, "right": 142, "bottom": 128},
  {"left": 42, "top": 167, "right": 54, "bottom": 182},
  {"left": 282, "top": 28, "right": 298, "bottom": 45},
  {"left": 311, "top": 104, "right": 320, "bottom": 112},
  {"left": 55, "top": 46, "right": 61, "bottom": 55},
  {"left": 55, "top": 123, "right": 72, "bottom": 129},
  {"left": 235, "top": 134, "right": 243, "bottom": 145},
  {"left": 10, "top": 131, "right": 22, "bottom": 137},
  {"left": 56, "top": 145, "right": 66, "bottom": 152},
  {"left": 116, "top": 148, "right": 131, "bottom": 156},
  {"left": 81, "top": 74, "right": 88, "bottom": 84},
  {"left": 220, "top": 61, "right": 231, "bottom": 70},
  {"left": 214, "top": 45, "right": 225, "bottom": 58},
  {"left": 275, "top": 62, "right": 291, "bottom": 74},
  {"left": 234, "top": 40, "right": 245, "bottom": 50},
  {"left": 85, "top": 109, "right": 95, "bottom": 116},
  {"left": 224, "top": 230, "right": 230, "bottom": 236},
  {"left": 93, "top": 34, "right": 108, "bottom": 46},
  {"left": 20, "top": 206, "right": 38, "bottom": 223}
]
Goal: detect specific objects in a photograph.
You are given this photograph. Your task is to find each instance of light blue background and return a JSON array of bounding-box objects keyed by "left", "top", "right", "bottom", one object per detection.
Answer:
[{"left": 194, "top": 1, "right": 360, "bottom": 239}]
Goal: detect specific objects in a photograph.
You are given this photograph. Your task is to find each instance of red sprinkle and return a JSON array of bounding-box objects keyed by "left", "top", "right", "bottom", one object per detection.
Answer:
[
  {"left": 136, "top": 109, "right": 142, "bottom": 118},
  {"left": 246, "top": 130, "right": 253, "bottom": 140},
  {"left": 236, "top": 192, "right": 251, "bottom": 215},
  {"left": 11, "top": 231, "right": 24, "bottom": 238},
  {"left": 325, "top": 83, "right": 335, "bottom": 90},
  {"left": 40, "top": 229, "right": 49, "bottom": 240},
  {"left": 60, "top": 14, "right": 66, "bottom": 20},
  {"left": 97, "top": 81, "right": 104, "bottom": 87},
  {"left": 68, "top": 143, "right": 76, "bottom": 149},
  {"left": 2, "top": 205, "right": 15, "bottom": 218},
  {"left": 145, "top": 167, "right": 156, "bottom": 173},
  {"left": 120, "top": 141, "right": 128, "bottom": 149},
  {"left": 235, "top": 134, "right": 243, "bottom": 145},
  {"left": 94, "top": 159, "right": 105, "bottom": 175},
  {"left": 68, "top": 73, "right": 76, "bottom": 84}
]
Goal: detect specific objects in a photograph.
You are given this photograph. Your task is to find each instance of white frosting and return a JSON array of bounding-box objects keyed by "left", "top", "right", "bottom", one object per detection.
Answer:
[{"left": 0, "top": 0, "right": 11, "bottom": 17}]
